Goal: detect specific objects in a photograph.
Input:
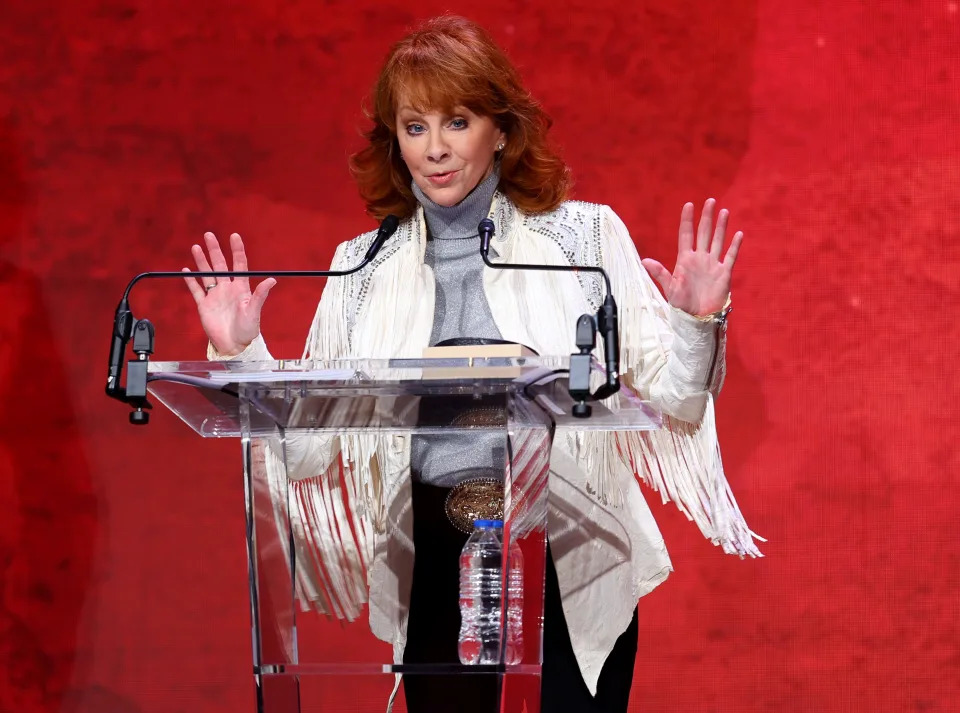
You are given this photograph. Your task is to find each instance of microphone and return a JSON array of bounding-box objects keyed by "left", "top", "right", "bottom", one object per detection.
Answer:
[
  {"left": 106, "top": 215, "right": 401, "bottom": 424},
  {"left": 364, "top": 214, "right": 400, "bottom": 262},
  {"left": 478, "top": 218, "right": 620, "bottom": 418},
  {"left": 479, "top": 217, "right": 495, "bottom": 257}
]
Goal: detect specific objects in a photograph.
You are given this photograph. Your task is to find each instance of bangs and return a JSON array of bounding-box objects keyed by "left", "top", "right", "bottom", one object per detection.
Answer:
[
  {"left": 394, "top": 71, "right": 484, "bottom": 115},
  {"left": 378, "top": 39, "right": 501, "bottom": 124}
]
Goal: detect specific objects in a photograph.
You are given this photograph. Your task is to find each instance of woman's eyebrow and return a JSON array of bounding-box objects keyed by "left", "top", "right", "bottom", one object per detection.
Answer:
[{"left": 397, "top": 107, "right": 469, "bottom": 119}]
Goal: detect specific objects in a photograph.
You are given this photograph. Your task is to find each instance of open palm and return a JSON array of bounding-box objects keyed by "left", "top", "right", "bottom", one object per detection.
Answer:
[
  {"left": 182, "top": 232, "right": 276, "bottom": 356},
  {"left": 641, "top": 199, "right": 742, "bottom": 316}
]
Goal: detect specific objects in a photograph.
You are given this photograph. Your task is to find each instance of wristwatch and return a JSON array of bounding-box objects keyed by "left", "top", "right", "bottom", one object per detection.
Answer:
[{"left": 694, "top": 294, "right": 733, "bottom": 327}]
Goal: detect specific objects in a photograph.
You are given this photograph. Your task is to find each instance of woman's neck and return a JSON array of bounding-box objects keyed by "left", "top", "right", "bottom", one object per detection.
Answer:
[{"left": 411, "top": 166, "right": 500, "bottom": 240}]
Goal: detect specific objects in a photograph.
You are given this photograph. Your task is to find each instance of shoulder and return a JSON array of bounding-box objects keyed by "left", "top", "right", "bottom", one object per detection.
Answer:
[
  {"left": 331, "top": 213, "right": 421, "bottom": 269},
  {"left": 519, "top": 200, "right": 626, "bottom": 245},
  {"left": 514, "top": 199, "right": 623, "bottom": 264},
  {"left": 333, "top": 227, "right": 377, "bottom": 264},
  {"left": 521, "top": 199, "right": 613, "bottom": 231}
]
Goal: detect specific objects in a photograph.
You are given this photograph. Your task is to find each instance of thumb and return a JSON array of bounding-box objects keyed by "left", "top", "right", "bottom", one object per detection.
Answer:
[
  {"left": 249, "top": 277, "right": 277, "bottom": 313},
  {"left": 641, "top": 258, "right": 672, "bottom": 294}
]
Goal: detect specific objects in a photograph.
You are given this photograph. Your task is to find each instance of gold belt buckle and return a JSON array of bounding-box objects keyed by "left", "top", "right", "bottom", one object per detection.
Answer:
[
  {"left": 450, "top": 407, "right": 506, "bottom": 428},
  {"left": 444, "top": 478, "right": 504, "bottom": 534}
]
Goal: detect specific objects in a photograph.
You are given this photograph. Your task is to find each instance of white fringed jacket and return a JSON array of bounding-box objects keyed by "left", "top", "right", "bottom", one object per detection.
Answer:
[{"left": 221, "top": 193, "right": 761, "bottom": 695}]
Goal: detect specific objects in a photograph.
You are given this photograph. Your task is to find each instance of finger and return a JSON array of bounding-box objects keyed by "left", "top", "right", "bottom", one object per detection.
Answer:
[
  {"left": 182, "top": 267, "right": 205, "bottom": 305},
  {"left": 191, "top": 243, "right": 219, "bottom": 289},
  {"left": 696, "top": 198, "right": 716, "bottom": 252},
  {"left": 204, "top": 231, "right": 230, "bottom": 273},
  {"left": 678, "top": 202, "right": 695, "bottom": 253},
  {"left": 192, "top": 242, "right": 213, "bottom": 273},
  {"left": 641, "top": 258, "right": 673, "bottom": 295},
  {"left": 230, "top": 233, "right": 251, "bottom": 292},
  {"left": 249, "top": 277, "right": 277, "bottom": 313},
  {"left": 710, "top": 208, "right": 729, "bottom": 259},
  {"left": 722, "top": 231, "right": 744, "bottom": 269}
]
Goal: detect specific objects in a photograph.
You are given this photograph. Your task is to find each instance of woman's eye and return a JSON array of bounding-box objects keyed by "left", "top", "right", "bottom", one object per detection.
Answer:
[
  {"left": 406, "top": 123, "right": 425, "bottom": 135},
  {"left": 449, "top": 118, "right": 467, "bottom": 129}
]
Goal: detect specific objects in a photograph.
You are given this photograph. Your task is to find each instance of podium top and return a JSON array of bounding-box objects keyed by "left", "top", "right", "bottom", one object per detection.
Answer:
[{"left": 147, "top": 355, "right": 661, "bottom": 437}]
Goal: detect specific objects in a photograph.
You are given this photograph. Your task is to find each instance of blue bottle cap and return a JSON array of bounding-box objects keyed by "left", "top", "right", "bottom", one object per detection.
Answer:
[{"left": 474, "top": 519, "right": 504, "bottom": 529}]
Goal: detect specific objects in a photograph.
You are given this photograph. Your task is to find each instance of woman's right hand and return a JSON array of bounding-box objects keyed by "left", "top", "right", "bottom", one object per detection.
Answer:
[{"left": 182, "top": 232, "right": 276, "bottom": 357}]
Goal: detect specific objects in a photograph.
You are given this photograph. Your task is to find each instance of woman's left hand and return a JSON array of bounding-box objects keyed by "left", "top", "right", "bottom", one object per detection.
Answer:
[{"left": 641, "top": 198, "right": 743, "bottom": 317}]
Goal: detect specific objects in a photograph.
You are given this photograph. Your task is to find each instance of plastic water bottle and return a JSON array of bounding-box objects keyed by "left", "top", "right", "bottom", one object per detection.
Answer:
[
  {"left": 458, "top": 519, "right": 524, "bottom": 665},
  {"left": 458, "top": 520, "right": 502, "bottom": 665}
]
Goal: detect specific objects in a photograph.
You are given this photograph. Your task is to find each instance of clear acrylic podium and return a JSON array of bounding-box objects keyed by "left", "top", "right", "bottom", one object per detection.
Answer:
[{"left": 147, "top": 355, "right": 661, "bottom": 713}]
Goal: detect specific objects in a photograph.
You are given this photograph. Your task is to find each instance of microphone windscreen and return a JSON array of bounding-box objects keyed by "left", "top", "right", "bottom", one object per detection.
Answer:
[
  {"left": 364, "top": 215, "right": 401, "bottom": 262},
  {"left": 381, "top": 214, "right": 400, "bottom": 237},
  {"left": 478, "top": 218, "right": 495, "bottom": 256}
]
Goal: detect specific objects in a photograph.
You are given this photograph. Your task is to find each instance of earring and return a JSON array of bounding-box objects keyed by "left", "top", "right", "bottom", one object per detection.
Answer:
[{"left": 497, "top": 142, "right": 505, "bottom": 151}]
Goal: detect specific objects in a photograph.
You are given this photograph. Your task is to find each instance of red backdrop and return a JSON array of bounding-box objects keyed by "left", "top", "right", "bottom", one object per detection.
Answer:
[{"left": 1, "top": 1, "right": 958, "bottom": 711}]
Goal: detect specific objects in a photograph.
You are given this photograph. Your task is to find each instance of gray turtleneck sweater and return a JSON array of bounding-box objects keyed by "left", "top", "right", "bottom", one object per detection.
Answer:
[
  {"left": 413, "top": 168, "right": 504, "bottom": 345},
  {"left": 409, "top": 168, "right": 506, "bottom": 486}
]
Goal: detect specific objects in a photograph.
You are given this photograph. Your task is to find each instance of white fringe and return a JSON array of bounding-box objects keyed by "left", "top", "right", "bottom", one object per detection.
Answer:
[
  {"left": 303, "top": 241, "right": 351, "bottom": 366},
  {"left": 582, "top": 207, "right": 763, "bottom": 557},
  {"left": 633, "top": 404, "right": 761, "bottom": 556}
]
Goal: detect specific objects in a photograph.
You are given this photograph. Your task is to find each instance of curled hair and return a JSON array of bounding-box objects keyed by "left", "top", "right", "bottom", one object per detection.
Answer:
[{"left": 349, "top": 16, "right": 571, "bottom": 220}]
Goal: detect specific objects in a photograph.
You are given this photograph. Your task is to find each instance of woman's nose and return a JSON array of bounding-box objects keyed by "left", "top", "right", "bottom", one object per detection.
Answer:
[{"left": 425, "top": 132, "right": 449, "bottom": 162}]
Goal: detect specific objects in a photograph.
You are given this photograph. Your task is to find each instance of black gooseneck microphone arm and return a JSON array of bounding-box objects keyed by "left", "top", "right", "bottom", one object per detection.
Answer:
[
  {"left": 106, "top": 215, "right": 400, "bottom": 424},
  {"left": 478, "top": 218, "right": 620, "bottom": 418}
]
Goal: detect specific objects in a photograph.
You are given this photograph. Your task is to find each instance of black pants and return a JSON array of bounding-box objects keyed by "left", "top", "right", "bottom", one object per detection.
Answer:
[{"left": 403, "top": 481, "right": 638, "bottom": 713}]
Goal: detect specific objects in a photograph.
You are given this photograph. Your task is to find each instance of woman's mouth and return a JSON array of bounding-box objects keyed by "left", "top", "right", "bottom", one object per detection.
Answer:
[{"left": 427, "top": 170, "right": 459, "bottom": 186}]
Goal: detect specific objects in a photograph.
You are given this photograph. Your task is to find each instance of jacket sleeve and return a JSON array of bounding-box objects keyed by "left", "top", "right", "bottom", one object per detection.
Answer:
[{"left": 580, "top": 205, "right": 760, "bottom": 558}]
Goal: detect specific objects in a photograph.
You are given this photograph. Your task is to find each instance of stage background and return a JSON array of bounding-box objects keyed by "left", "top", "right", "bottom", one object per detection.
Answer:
[{"left": 1, "top": 1, "right": 958, "bottom": 711}]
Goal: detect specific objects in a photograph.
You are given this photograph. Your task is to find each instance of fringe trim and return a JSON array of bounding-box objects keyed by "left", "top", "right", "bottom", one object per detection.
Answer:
[
  {"left": 627, "top": 400, "right": 762, "bottom": 557},
  {"left": 564, "top": 396, "right": 762, "bottom": 558},
  {"left": 261, "top": 444, "right": 328, "bottom": 614},
  {"left": 565, "top": 207, "right": 765, "bottom": 557},
  {"left": 280, "top": 222, "right": 426, "bottom": 619},
  {"left": 303, "top": 241, "right": 351, "bottom": 365},
  {"left": 261, "top": 430, "right": 412, "bottom": 619}
]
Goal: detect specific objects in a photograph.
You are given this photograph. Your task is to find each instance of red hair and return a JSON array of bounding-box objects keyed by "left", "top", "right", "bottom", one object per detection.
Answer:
[{"left": 349, "top": 16, "right": 571, "bottom": 220}]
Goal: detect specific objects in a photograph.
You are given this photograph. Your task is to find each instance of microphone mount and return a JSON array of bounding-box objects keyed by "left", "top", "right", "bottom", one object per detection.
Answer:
[
  {"left": 478, "top": 218, "right": 620, "bottom": 418},
  {"left": 106, "top": 215, "right": 399, "bottom": 424}
]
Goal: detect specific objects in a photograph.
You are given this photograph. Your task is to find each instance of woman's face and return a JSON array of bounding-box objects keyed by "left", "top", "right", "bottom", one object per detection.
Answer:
[{"left": 395, "top": 103, "right": 505, "bottom": 207}]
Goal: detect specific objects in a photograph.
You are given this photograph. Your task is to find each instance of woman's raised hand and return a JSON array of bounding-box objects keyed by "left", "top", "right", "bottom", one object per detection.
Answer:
[
  {"left": 182, "top": 232, "right": 276, "bottom": 356},
  {"left": 641, "top": 198, "right": 743, "bottom": 317}
]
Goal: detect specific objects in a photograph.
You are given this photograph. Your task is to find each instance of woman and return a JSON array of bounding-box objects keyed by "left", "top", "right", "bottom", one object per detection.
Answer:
[{"left": 183, "top": 15, "right": 759, "bottom": 713}]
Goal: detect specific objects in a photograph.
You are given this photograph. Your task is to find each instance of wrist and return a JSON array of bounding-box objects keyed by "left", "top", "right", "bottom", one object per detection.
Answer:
[
  {"left": 692, "top": 294, "right": 733, "bottom": 324},
  {"left": 211, "top": 341, "right": 247, "bottom": 357},
  {"left": 207, "top": 337, "right": 255, "bottom": 361}
]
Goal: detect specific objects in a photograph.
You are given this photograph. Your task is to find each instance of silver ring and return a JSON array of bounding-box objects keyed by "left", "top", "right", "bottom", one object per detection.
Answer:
[{"left": 205, "top": 283, "right": 218, "bottom": 293}]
